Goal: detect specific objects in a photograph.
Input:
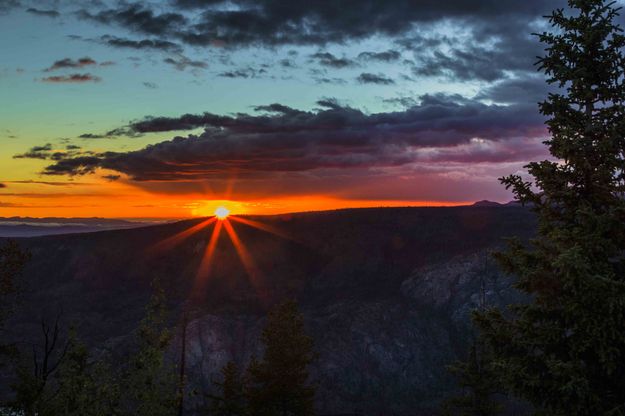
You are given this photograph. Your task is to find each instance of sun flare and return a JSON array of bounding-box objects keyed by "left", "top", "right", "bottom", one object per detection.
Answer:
[{"left": 214, "top": 206, "right": 230, "bottom": 219}]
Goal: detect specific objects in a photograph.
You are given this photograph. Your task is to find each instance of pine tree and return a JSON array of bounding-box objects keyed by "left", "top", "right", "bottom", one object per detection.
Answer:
[
  {"left": 441, "top": 341, "right": 502, "bottom": 416},
  {"left": 246, "top": 300, "right": 316, "bottom": 416},
  {"left": 122, "top": 279, "right": 177, "bottom": 416},
  {"left": 208, "top": 361, "right": 246, "bottom": 416},
  {"left": 474, "top": 1, "right": 625, "bottom": 414}
]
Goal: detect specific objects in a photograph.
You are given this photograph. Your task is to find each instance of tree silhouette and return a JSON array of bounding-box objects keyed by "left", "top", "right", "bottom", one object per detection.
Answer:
[
  {"left": 121, "top": 279, "right": 177, "bottom": 416},
  {"left": 208, "top": 361, "right": 246, "bottom": 416},
  {"left": 246, "top": 300, "right": 316, "bottom": 416},
  {"left": 475, "top": 1, "right": 625, "bottom": 414}
]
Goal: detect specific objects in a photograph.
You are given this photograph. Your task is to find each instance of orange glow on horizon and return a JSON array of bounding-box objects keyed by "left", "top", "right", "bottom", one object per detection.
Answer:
[{"left": 0, "top": 175, "right": 474, "bottom": 219}]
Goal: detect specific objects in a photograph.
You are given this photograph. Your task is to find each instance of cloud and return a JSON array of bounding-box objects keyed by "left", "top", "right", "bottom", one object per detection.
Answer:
[
  {"left": 143, "top": 81, "right": 158, "bottom": 89},
  {"left": 44, "top": 57, "right": 97, "bottom": 72},
  {"left": 78, "top": 133, "right": 107, "bottom": 139},
  {"left": 218, "top": 67, "right": 263, "bottom": 78},
  {"left": 102, "top": 174, "right": 121, "bottom": 181},
  {"left": 14, "top": 144, "right": 94, "bottom": 161},
  {"left": 41, "top": 73, "right": 101, "bottom": 83},
  {"left": 0, "top": 183, "right": 6, "bottom": 188},
  {"left": 358, "top": 50, "right": 401, "bottom": 62},
  {"left": 71, "top": 0, "right": 568, "bottom": 85},
  {"left": 100, "top": 35, "right": 182, "bottom": 53},
  {"left": 42, "top": 94, "right": 546, "bottom": 181},
  {"left": 357, "top": 72, "right": 395, "bottom": 85},
  {"left": 476, "top": 74, "right": 553, "bottom": 104},
  {"left": 78, "top": 1, "right": 562, "bottom": 49},
  {"left": 77, "top": 4, "right": 187, "bottom": 37},
  {"left": 163, "top": 55, "right": 207, "bottom": 71},
  {"left": 310, "top": 52, "right": 356, "bottom": 68},
  {"left": 26, "top": 7, "right": 59, "bottom": 17},
  {"left": 13, "top": 143, "right": 53, "bottom": 159}
]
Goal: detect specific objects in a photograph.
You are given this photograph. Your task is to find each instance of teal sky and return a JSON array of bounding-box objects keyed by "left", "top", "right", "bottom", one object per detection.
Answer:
[{"left": 1, "top": 0, "right": 602, "bottom": 217}]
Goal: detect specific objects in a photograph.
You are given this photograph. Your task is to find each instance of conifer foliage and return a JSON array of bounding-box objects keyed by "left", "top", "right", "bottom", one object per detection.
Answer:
[
  {"left": 475, "top": 1, "right": 625, "bottom": 414},
  {"left": 122, "top": 279, "right": 177, "bottom": 416},
  {"left": 246, "top": 300, "right": 316, "bottom": 416},
  {"left": 208, "top": 361, "right": 246, "bottom": 416}
]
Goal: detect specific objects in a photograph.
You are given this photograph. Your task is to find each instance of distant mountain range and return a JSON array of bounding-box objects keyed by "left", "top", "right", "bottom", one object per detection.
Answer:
[
  {"left": 0, "top": 217, "right": 172, "bottom": 237},
  {"left": 472, "top": 200, "right": 521, "bottom": 207},
  {"left": 0, "top": 206, "right": 534, "bottom": 414}
]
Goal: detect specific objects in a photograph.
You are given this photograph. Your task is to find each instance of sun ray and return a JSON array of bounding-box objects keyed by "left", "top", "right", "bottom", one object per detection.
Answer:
[
  {"left": 229, "top": 216, "right": 299, "bottom": 243},
  {"left": 190, "top": 219, "right": 223, "bottom": 299},
  {"left": 222, "top": 219, "right": 267, "bottom": 301},
  {"left": 147, "top": 217, "right": 216, "bottom": 254}
]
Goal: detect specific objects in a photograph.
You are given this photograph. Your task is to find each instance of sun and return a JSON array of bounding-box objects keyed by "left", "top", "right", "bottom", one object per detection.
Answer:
[{"left": 214, "top": 206, "right": 230, "bottom": 219}]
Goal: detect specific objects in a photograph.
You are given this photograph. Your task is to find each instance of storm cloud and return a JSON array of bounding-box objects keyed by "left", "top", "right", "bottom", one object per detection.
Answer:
[{"left": 43, "top": 95, "right": 546, "bottom": 181}]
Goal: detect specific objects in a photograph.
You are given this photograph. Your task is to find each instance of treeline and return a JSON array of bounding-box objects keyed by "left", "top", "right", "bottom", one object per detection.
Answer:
[{"left": 0, "top": 241, "right": 315, "bottom": 416}]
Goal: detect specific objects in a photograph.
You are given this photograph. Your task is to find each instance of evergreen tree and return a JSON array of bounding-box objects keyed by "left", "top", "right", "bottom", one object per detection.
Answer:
[
  {"left": 475, "top": 1, "right": 625, "bottom": 414},
  {"left": 122, "top": 279, "right": 177, "bottom": 416},
  {"left": 246, "top": 300, "right": 315, "bottom": 416},
  {"left": 208, "top": 361, "right": 246, "bottom": 416},
  {"left": 441, "top": 341, "right": 502, "bottom": 416}
]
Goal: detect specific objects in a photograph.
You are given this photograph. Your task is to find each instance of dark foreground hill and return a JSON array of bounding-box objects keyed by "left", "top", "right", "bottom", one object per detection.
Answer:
[{"left": 1, "top": 206, "right": 535, "bottom": 415}]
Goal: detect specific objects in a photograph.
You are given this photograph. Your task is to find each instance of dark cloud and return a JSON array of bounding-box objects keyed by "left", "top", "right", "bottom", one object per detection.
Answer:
[
  {"left": 14, "top": 144, "right": 93, "bottom": 161},
  {"left": 218, "top": 67, "right": 263, "bottom": 78},
  {"left": 310, "top": 52, "right": 356, "bottom": 68},
  {"left": 0, "top": 183, "right": 6, "bottom": 188},
  {"left": 42, "top": 95, "right": 546, "bottom": 180},
  {"left": 72, "top": 0, "right": 568, "bottom": 84},
  {"left": 44, "top": 57, "right": 97, "bottom": 72},
  {"left": 382, "top": 96, "right": 418, "bottom": 108},
  {"left": 143, "top": 81, "right": 158, "bottom": 89},
  {"left": 77, "top": 4, "right": 187, "bottom": 37},
  {"left": 13, "top": 143, "right": 53, "bottom": 160},
  {"left": 163, "top": 55, "right": 207, "bottom": 71},
  {"left": 314, "top": 77, "right": 347, "bottom": 85},
  {"left": 102, "top": 174, "right": 121, "bottom": 181},
  {"left": 79, "top": 133, "right": 107, "bottom": 139},
  {"left": 358, "top": 50, "right": 401, "bottom": 62},
  {"left": 41, "top": 73, "right": 101, "bottom": 83},
  {"left": 79, "top": 1, "right": 561, "bottom": 49},
  {"left": 100, "top": 35, "right": 182, "bottom": 53},
  {"left": 357, "top": 73, "right": 395, "bottom": 85},
  {"left": 279, "top": 58, "right": 297, "bottom": 68},
  {"left": 476, "top": 74, "right": 554, "bottom": 104},
  {"left": 26, "top": 7, "right": 59, "bottom": 17},
  {"left": 412, "top": 40, "right": 537, "bottom": 82}
]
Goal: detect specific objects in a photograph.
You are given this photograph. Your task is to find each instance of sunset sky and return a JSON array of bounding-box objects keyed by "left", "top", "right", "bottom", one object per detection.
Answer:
[{"left": 0, "top": 0, "right": 596, "bottom": 218}]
